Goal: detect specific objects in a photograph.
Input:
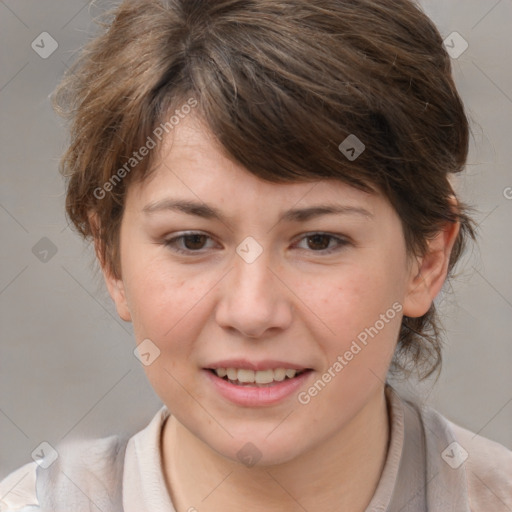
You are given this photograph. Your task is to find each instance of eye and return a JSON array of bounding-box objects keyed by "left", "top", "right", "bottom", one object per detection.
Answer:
[
  {"left": 294, "top": 232, "right": 350, "bottom": 254},
  {"left": 163, "top": 231, "right": 350, "bottom": 256},
  {"left": 163, "top": 232, "right": 216, "bottom": 254}
]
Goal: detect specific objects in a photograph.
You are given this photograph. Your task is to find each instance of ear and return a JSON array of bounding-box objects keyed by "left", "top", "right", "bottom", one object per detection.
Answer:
[
  {"left": 102, "top": 264, "right": 132, "bottom": 323},
  {"left": 89, "top": 213, "right": 132, "bottom": 323},
  {"left": 402, "top": 200, "right": 460, "bottom": 318}
]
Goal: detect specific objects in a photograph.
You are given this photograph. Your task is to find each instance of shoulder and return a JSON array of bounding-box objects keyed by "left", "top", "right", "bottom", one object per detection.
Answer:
[
  {"left": 0, "top": 434, "right": 128, "bottom": 512},
  {"left": 0, "top": 461, "right": 38, "bottom": 511},
  {"left": 420, "top": 402, "right": 512, "bottom": 512},
  {"left": 446, "top": 418, "right": 512, "bottom": 512},
  {"left": 0, "top": 407, "right": 169, "bottom": 511}
]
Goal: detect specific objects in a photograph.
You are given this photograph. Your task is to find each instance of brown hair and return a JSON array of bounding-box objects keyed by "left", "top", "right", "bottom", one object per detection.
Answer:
[{"left": 53, "top": 0, "right": 477, "bottom": 381}]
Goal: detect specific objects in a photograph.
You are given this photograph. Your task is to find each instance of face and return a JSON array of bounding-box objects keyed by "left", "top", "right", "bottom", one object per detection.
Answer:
[{"left": 104, "top": 115, "right": 444, "bottom": 466}]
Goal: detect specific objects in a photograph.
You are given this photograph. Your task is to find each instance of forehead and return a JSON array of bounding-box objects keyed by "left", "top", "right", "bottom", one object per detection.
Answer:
[{"left": 125, "top": 115, "right": 387, "bottom": 219}]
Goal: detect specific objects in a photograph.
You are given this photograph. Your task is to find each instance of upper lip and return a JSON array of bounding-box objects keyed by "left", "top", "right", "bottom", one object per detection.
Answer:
[{"left": 205, "top": 359, "right": 312, "bottom": 371}]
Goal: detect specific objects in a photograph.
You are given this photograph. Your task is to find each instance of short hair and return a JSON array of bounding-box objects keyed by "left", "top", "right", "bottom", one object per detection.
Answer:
[{"left": 53, "top": 0, "right": 477, "bottom": 381}]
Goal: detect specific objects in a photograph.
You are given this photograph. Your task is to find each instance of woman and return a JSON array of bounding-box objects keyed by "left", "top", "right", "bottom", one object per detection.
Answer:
[{"left": 1, "top": 0, "right": 510, "bottom": 510}]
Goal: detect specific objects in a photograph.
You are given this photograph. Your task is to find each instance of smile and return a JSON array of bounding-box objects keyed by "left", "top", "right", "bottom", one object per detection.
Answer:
[
  {"left": 210, "top": 367, "right": 307, "bottom": 386},
  {"left": 204, "top": 366, "right": 314, "bottom": 406}
]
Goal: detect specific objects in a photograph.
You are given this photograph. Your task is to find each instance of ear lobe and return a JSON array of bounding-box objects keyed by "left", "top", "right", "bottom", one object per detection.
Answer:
[{"left": 402, "top": 219, "right": 460, "bottom": 318}]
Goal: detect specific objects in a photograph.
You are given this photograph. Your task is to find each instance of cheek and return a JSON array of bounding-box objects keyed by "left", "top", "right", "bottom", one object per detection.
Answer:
[
  {"left": 312, "top": 265, "right": 402, "bottom": 339},
  {"left": 297, "top": 270, "right": 401, "bottom": 414},
  {"left": 121, "top": 251, "right": 205, "bottom": 342},
  {"left": 123, "top": 262, "right": 215, "bottom": 403},
  {"left": 299, "top": 262, "right": 404, "bottom": 396},
  {"left": 129, "top": 273, "right": 206, "bottom": 340}
]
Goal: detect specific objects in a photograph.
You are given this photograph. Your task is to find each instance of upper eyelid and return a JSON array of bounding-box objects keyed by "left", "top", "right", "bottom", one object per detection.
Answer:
[
  {"left": 164, "top": 231, "right": 349, "bottom": 251},
  {"left": 165, "top": 230, "right": 346, "bottom": 242}
]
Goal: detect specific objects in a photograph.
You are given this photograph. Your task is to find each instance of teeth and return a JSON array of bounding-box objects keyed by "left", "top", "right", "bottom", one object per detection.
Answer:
[
  {"left": 213, "top": 367, "right": 300, "bottom": 383},
  {"left": 285, "top": 369, "right": 296, "bottom": 379},
  {"left": 255, "top": 369, "right": 274, "bottom": 384},
  {"left": 273, "top": 368, "right": 286, "bottom": 382},
  {"left": 237, "top": 369, "right": 255, "bottom": 383},
  {"left": 215, "top": 368, "right": 227, "bottom": 378}
]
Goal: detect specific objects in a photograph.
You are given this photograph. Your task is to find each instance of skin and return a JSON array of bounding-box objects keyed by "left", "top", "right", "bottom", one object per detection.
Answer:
[{"left": 100, "top": 115, "right": 459, "bottom": 512}]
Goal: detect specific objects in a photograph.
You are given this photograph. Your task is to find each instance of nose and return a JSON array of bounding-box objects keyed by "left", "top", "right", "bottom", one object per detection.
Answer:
[{"left": 214, "top": 250, "right": 293, "bottom": 338}]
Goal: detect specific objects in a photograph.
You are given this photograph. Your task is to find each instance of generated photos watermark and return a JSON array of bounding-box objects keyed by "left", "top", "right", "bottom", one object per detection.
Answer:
[
  {"left": 297, "top": 301, "right": 403, "bottom": 405},
  {"left": 93, "top": 97, "right": 198, "bottom": 200}
]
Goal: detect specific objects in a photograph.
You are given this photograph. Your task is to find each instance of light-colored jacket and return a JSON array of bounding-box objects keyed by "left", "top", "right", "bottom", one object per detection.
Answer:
[{"left": 1, "top": 384, "right": 511, "bottom": 511}]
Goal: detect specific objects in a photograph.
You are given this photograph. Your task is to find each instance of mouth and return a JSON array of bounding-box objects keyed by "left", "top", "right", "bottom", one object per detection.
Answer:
[{"left": 206, "top": 367, "right": 313, "bottom": 387}]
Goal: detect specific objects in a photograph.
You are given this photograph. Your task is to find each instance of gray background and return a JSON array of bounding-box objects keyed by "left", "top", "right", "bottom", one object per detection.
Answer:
[{"left": 1, "top": 0, "right": 511, "bottom": 479}]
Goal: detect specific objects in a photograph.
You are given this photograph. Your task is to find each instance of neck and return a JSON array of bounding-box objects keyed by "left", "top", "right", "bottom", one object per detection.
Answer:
[{"left": 162, "top": 385, "right": 390, "bottom": 512}]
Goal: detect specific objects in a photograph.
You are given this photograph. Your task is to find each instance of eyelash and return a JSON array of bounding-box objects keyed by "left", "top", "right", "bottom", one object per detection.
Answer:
[{"left": 162, "top": 231, "right": 351, "bottom": 256}]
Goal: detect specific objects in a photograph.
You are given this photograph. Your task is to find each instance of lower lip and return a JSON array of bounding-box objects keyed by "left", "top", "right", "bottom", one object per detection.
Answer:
[{"left": 203, "top": 369, "right": 313, "bottom": 407}]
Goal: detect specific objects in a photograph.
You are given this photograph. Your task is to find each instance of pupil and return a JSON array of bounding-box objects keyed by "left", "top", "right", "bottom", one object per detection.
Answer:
[
  {"left": 308, "top": 234, "right": 329, "bottom": 250},
  {"left": 184, "top": 234, "right": 206, "bottom": 250}
]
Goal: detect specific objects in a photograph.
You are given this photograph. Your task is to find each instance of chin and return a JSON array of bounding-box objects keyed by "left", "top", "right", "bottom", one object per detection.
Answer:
[{"left": 208, "top": 432, "right": 308, "bottom": 468}]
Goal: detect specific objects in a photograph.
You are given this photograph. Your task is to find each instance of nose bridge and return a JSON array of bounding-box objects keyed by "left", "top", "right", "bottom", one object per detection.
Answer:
[
  {"left": 232, "top": 242, "right": 276, "bottom": 304},
  {"left": 230, "top": 234, "right": 274, "bottom": 290}
]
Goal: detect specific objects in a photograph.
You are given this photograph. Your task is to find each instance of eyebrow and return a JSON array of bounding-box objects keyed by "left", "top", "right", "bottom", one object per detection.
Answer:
[{"left": 142, "top": 199, "right": 373, "bottom": 224}]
